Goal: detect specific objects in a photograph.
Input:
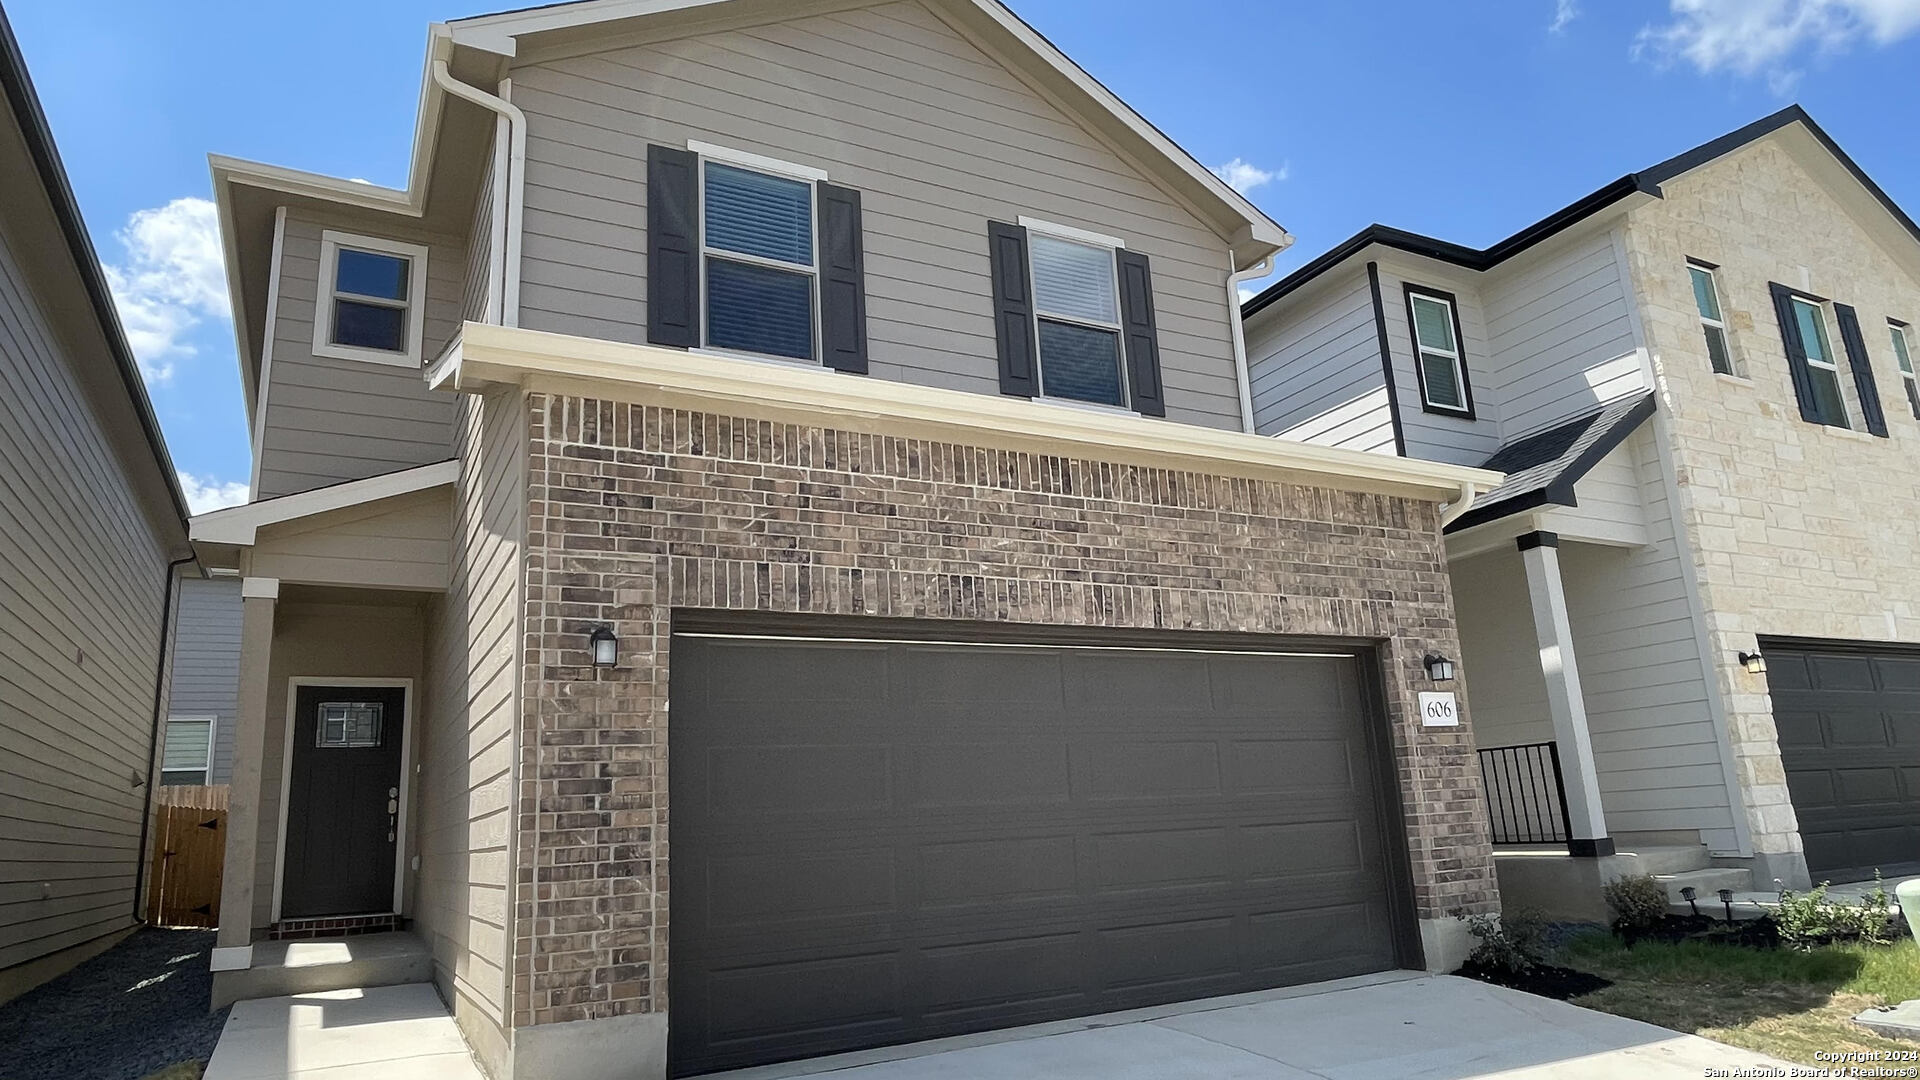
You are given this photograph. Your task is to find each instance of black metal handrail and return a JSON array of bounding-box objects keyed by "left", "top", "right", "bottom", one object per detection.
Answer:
[{"left": 1477, "top": 742, "right": 1574, "bottom": 845}]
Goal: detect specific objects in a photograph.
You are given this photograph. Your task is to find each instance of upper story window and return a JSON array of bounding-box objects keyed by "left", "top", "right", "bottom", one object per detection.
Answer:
[
  {"left": 700, "top": 152, "right": 821, "bottom": 361},
  {"left": 161, "top": 718, "right": 214, "bottom": 787},
  {"left": 313, "top": 231, "right": 429, "bottom": 367},
  {"left": 1404, "top": 286, "right": 1474, "bottom": 418},
  {"left": 1893, "top": 320, "right": 1919, "bottom": 420},
  {"left": 1688, "top": 262, "right": 1735, "bottom": 375},
  {"left": 1027, "top": 224, "right": 1127, "bottom": 408},
  {"left": 1788, "top": 296, "right": 1850, "bottom": 429}
]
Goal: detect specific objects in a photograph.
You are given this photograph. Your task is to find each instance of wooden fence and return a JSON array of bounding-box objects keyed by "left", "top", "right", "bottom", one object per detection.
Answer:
[{"left": 144, "top": 785, "right": 229, "bottom": 928}]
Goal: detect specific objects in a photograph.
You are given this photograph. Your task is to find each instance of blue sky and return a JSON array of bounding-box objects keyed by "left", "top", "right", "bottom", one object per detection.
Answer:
[{"left": 10, "top": 0, "right": 1920, "bottom": 511}]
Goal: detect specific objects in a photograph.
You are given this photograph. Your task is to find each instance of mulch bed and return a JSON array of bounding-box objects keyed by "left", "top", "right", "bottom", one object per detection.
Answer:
[
  {"left": 0, "top": 928, "right": 228, "bottom": 1080},
  {"left": 1621, "top": 914, "right": 1782, "bottom": 949},
  {"left": 1455, "top": 960, "right": 1612, "bottom": 1000}
]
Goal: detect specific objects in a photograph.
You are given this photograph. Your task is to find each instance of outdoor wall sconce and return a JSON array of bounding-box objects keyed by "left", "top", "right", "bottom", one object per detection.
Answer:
[
  {"left": 1423, "top": 653, "right": 1457, "bottom": 682},
  {"left": 1738, "top": 651, "right": 1768, "bottom": 675},
  {"left": 590, "top": 627, "right": 619, "bottom": 668}
]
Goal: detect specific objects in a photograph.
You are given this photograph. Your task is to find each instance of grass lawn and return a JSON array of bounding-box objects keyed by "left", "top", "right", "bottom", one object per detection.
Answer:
[{"left": 1561, "top": 931, "right": 1920, "bottom": 1065}]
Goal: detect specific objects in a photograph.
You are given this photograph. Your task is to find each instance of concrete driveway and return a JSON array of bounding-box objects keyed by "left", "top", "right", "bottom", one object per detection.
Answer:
[{"left": 711, "top": 972, "right": 1795, "bottom": 1080}]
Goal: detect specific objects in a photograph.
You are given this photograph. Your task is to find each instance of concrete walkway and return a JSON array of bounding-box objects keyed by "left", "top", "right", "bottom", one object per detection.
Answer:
[
  {"left": 202, "top": 982, "right": 485, "bottom": 1080},
  {"left": 711, "top": 973, "right": 1797, "bottom": 1080}
]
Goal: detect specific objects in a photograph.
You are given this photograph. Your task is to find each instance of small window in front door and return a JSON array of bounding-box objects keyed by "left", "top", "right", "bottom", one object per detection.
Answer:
[{"left": 317, "top": 702, "right": 385, "bottom": 748}]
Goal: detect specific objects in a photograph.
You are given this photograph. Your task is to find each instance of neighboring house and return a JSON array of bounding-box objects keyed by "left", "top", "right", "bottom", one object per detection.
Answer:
[
  {"left": 1244, "top": 106, "right": 1920, "bottom": 915},
  {"left": 160, "top": 574, "right": 243, "bottom": 788},
  {"left": 0, "top": 5, "right": 194, "bottom": 1001},
  {"left": 185, "top": 2, "right": 1501, "bottom": 1077}
]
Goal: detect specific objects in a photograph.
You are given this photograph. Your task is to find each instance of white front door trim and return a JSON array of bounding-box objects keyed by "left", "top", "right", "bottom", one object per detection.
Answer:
[{"left": 271, "top": 676, "right": 415, "bottom": 924}]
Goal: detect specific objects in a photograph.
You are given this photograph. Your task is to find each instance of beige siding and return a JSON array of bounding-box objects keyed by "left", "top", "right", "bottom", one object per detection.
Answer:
[
  {"left": 250, "top": 595, "right": 427, "bottom": 930},
  {"left": 1245, "top": 269, "right": 1395, "bottom": 453},
  {"left": 255, "top": 212, "right": 464, "bottom": 499},
  {"left": 1482, "top": 229, "right": 1643, "bottom": 432},
  {"left": 511, "top": 0, "right": 1247, "bottom": 430},
  {"left": 417, "top": 390, "right": 522, "bottom": 1075},
  {"left": 247, "top": 488, "right": 452, "bottom": 592},
  {"left": 464, "top": 145, "right": 496, "bottom": 325},
  {"left": 0, "top": 223, "right": 169, "bottom": 971}
]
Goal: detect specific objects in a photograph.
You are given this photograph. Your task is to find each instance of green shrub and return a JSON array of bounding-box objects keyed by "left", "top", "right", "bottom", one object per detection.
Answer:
[
  {"left": 1451, "top": 908, "right": 1549, "bottom": 973},
  {"left": 1775, "top": 874, "right": 1895, "bottom": 950},
  {"left": 1603, "top": 874, "right": 1669, "bottom": 932}
]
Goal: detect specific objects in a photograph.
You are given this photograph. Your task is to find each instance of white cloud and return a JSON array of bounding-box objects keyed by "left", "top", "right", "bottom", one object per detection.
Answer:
[
  {"left": 177, "top": 472, "right": 249, "bottom": 515},
  {"left": 1211, "top": 158, "right": 1287, "bottom": 195},
  {"left": 1637, "top": 0, "right": 1920, "bottom": 87},
  {"left": 1551, "top": 0, "right": 1580, "bottom": 33},
  {"left": 104, "top": 197, "right": 228, "bottom": 384}
]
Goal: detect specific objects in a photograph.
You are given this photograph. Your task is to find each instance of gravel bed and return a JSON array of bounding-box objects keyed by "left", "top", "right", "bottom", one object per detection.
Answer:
[{"left": 0, "top": 928, "right": 230, "bottom": 1080}]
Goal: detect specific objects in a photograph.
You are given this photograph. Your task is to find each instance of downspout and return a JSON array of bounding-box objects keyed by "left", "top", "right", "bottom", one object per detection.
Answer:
[
  {"left": 431, "top": 58, "right": 525, "bottom": 327},
  {"left": 132, "top": 555, "right": 198, "bottom": 921},
  {"left": 1228, "top": 254, "right": 1276, "bottom": 434},
  {"left": 1438, "top": 481, "right": 1481, "bottom": 530}
]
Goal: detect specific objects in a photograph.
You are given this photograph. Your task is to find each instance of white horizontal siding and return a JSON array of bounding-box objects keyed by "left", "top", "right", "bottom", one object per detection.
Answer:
[
  {"left": 1482, "top": 230, "right": 1644, "bottom": 431},
  {"left": 1373, "top": 258, "right": 1504, "bottom": 466},
  {"left": 1244, "top": 269, "right": 1393, "bottom": 452},
  {"left": 511, "top": 0, "right": 1247, "bottom": 431}
]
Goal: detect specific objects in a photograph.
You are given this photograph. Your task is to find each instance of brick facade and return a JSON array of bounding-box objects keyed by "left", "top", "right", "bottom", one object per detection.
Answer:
[
  {"left": 1622, "top": 139, "right": 1920, "bottom": 874},
  {"left": 510, "top": 389, "right": 1497, "bottom": 1027}
]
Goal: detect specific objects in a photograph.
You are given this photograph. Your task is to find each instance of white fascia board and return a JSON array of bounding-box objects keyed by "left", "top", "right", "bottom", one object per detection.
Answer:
[
  {"left": 449, "top": 0, "right": 733, "bottom": 55},
  {"left": 190, "top": 461, "right": 460, "bottom": 546},
  {"left": 445, "top": 323, "right": 1503, "bottom": 503}
]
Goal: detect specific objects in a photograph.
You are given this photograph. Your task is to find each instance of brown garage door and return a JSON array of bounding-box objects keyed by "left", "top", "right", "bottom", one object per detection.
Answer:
[
  {"left": 1768, "top": 641, "right": 1920, "bottom": 881},
  {"left": 668, "top": 626, "right": 1412, "bottom": 1076}
]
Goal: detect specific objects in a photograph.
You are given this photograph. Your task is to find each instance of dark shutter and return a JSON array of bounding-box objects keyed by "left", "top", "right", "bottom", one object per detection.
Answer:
[
  {"left": 1768, "top": 282, "right": 1821, "bottom": 424},
  {"left": 647, "top": 145, "right": 700, "bottom": 348},
  {"left": 817, "top": 183, "right": 868, "bottom": 375},
  {"left": 1834, "top": 303, "right": 1889, "bottom": 437},
  {"left": 1116, "top": 250, "right": 1166, "bottom": 418},
  {"left": 987, "top": 222, "right": 1038, "bottom": 398}
]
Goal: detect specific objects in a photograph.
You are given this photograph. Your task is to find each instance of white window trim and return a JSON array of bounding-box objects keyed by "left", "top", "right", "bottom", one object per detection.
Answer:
[
  {"left": 694, "top": 149, "right": 823, "bottom": 364},
  {"left": 1408, "top": 290, "right": 1470, "bottom": 414},
  {"left": 1689, "top": 263, "right": 1733, "bottom": 372},
  {"left": 1892, "top": 320, "right": 1916, "bottom": 378},
  {"left": 1023, "top": 217, "right": 1130, "bottom": 409},
  {"left": 312, "top": 231, "right": 430, "bottom": 368},
  {"left": 162, "top": 716, "right": 217, "bottom": 786},
  {"left": 1791, "top": 296, "right": 1851, "bottom": 429}
]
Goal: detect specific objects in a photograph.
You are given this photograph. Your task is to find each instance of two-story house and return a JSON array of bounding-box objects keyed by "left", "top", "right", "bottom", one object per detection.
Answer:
[
  {"left": 184, "top": 2, "right": 1502, "bottom": 1077},
  {"left": 1244, "top": 106, "right": 1920, "bottom": 920}
]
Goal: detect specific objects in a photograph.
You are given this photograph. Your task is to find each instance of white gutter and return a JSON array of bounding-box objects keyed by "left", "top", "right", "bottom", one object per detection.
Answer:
[
  {"left": 1438, "top": 480, "right": 1482, "bottom": 529},
  {"left": 430, "top": 57, "right": 525, "bottom": 326},
  {"left": 1227, "top": 253, "right": 1276, "bottom": 435}
]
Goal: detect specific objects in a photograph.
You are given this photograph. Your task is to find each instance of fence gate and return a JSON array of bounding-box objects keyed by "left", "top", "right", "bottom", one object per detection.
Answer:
[{"left": 145, "top": 787, "right": 228, "bottom": 928}]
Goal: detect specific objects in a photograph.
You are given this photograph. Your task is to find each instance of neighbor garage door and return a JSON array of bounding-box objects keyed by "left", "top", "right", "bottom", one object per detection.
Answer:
[
  {"left": 1768, "top": 641, "right": 1920, "bottom": 881},
  {"left": 668, "top": 625, "right": 1410, "bottom": 1076}
]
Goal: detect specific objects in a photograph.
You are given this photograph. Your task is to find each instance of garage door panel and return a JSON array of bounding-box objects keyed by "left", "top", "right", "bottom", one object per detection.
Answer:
[
  {"left": 904, "top": 743, "right": 1072, "bottom": 809},
  {"left": 918, "top": 837, "right": 1079, "bottom": 907},
  {"left": 1770, "top": 643, "right": 1920, "bottom": 879},
  {"left": 1085, "top": 741, "right": 1222, "bottom": 799},
  {"left": 702, "top": 641, "right": 893, "bottom": 702},
  {"left": 1224, "top": 738, "right": 1358, "bottom": 794},
  {"left": 670, "top": 631, "right": 1405, "bottom": 1076}
]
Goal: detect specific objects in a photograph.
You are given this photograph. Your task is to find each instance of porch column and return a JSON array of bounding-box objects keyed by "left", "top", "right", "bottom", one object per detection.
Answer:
[
  {"left": 216, "top": 577, "right": 277, "bottom": 950},
  {"left": 1516, "top": 533, "right": 1613, "bottom": 857}
]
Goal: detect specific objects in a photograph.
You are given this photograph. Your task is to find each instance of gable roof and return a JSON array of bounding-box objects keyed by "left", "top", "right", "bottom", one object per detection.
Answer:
[
  {"left": 0, "top": 5, "right": 190, "bottom": 543},
  {"left": 1443, "top": 392, "right": 1656, "bottom": 534},
  {"left": 1245, "top": 105, "right": 1920, "bottom": 318},
  {"left": 445, "top": 0, "right": 1290, "bottom": 263}
]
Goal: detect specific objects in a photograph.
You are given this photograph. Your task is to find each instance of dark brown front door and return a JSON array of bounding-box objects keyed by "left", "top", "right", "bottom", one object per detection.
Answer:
[
  {"left": 282, "top": 685, "right": 406, "bottom": 919},
  {"left": 668, "top": 627, "right": 1409, "bottom": 1077}
]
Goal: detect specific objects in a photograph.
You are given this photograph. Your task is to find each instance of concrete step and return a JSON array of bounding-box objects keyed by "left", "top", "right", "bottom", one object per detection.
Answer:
[
  {"left": 1655, "top": 867, "right": 1753, "bottom": 903},
  {"left": 1618, "top": 844, "right": 1715, "bottom": 877},
  {"left": 212, "top": 932, "right": 432, "bottom": 1008}
]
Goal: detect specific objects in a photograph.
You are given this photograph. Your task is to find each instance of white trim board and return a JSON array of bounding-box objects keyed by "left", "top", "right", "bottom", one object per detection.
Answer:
[
  {"left": 192, "top": 460, "right": 459, "bottom": 546},
  {"left": 270, "top": 677, "right": 416, "bottom": 925},
  {"left": 312, "top": 231, "right": 433, "bottom": 368}
]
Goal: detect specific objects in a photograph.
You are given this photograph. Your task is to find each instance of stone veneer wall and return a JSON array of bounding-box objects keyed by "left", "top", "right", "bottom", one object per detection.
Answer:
[
  {"left": 509, "top": 389, "right": 1497, "bottom": 1028},
  {"left": 1623, "top": 138, "right": 1920, "bottom": 882}
]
